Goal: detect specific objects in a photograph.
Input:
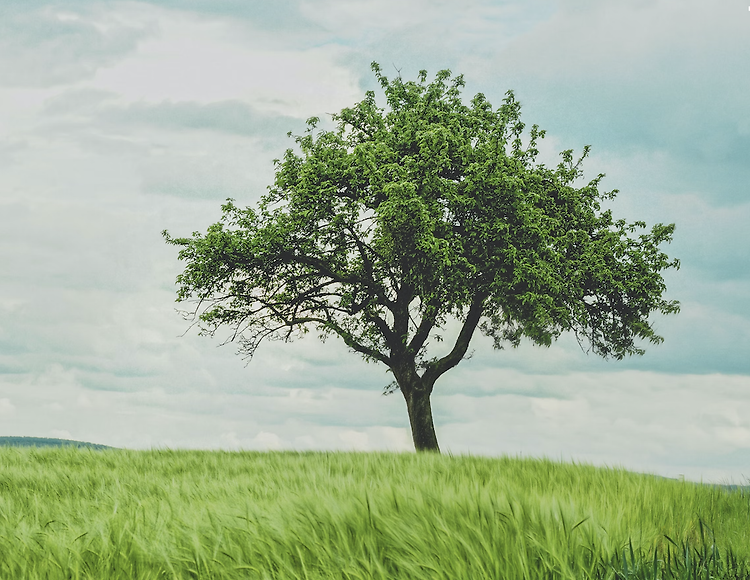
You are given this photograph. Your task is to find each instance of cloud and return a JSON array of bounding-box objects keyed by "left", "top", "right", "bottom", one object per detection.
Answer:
[
  {"left": 659, "top": 196, "right": 750, "bottom": 282},
  {"left": 108, "top": 100, "right": 301, "bottom": 137},
  {"left": 137, "top": 0, "right": 316, "bottom": 34},
  {"left": 482, "top": 0, "right": 750, "bottom": 205},
  {"left": 42, "top": 88, "right": 304, "bottom": 138},
  {"left": 338, "top": 430, "right": 369, "bottom": 450},
  {"left": 328, "top": 0, "right": 556, "bottom": 99},
  {"left": 49, "top": 429, "right": 74, "bottom": 440},
  {"left": 300, "top": 0, "right": 512, "bottom": 40},
  {"left": 435, "top": 370, "right": 750, "bottom": 483},
  {"left": 139, "top": 146, "right": 274, "bottom": 200},
  {"left": 0, "top": 4, "right": 155, "bottom": 87},
  {"left": 251, "top": 431, "right": 283, "bottom": 449},
  {"left": 501, "top": 0, "right": 746, "bottom": 82},
  {"left": 15, "top": 97, "right": 287, "bottom": 202},
  {"left": 0, "top": 398, "right": 16, "bottom": 416},
  {"left": 88, "top": 8, "right": 362, "bottom": 119},
  {"left": 530, "top": 397, "right": 590, "bottom": 423},
  {"left": 0, "top": 139, "right": 29, "bottom": 169}
]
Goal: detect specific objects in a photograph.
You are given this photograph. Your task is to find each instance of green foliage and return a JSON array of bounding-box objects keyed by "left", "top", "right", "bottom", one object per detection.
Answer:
[
  {"left": 1, "top": 447, "right": 749, "bottom": 579},
  {"left": 163, "top": 62, "right": 679, "bottom": 379}
]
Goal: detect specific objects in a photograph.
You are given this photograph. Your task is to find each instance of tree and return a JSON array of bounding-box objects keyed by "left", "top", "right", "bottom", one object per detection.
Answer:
[{"left": 162, "top": 62, "right": 680, "bottom": 453}]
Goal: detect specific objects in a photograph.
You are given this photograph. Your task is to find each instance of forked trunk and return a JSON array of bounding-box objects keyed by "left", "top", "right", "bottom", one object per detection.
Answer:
[{"left": 402, "top": 386, "right": 440, "bottom": 452}]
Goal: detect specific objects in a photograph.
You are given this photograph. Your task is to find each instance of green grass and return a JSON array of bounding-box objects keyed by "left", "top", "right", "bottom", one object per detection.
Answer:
[{"left": 0, "top": 447, "right": 749, "bottom": 579}]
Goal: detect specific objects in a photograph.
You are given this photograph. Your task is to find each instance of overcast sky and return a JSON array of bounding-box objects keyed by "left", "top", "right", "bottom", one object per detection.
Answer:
[{"left": 1, "top": 0, "right": 749, "bottom": 484}]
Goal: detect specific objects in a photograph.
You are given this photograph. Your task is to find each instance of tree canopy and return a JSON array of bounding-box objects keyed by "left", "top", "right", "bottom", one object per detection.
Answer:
[{"left": 163, "top": 62, "right": 679, "bottom": 452}]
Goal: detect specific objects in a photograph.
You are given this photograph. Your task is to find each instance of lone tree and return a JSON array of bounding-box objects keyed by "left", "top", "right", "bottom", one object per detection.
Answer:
[{"left": 163, "top": 63, "right": 679, "bottom": 452}]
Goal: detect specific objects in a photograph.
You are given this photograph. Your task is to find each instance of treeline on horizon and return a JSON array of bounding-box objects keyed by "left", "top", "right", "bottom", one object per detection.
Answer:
[{"left": 0, "top": 436, "right": 113, "bottom": 450}]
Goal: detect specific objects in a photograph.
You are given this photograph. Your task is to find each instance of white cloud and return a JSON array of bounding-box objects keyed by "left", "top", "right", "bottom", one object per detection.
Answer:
[
  {"left": 301, "top": 0, "right": 553, "bottom": 70},
  {"left": 294, "top": 434, "right": 316, "bottom": 449},
  {"left": 339, "top": 429, "right": 369, "bottom": 451},
  {"left": 530, "top": 397, "right": 590, "bottom": 423},
  {"left": 76, "top": 393, "right": 93, "bottom": 408},
  {"left": 90, "top": 8, "right": 361, "bottom": 119},
  {"left": 219, "top": 431, "right": 242, "bottom": 450},
  {"left": 715, "top": 427, "right": 750, "bottom": 448},
  {"left": 379, "top": 426, "right": 412, "bottom": 451},
  {"left": 252, "top": 431, "right": 283, "bottom": 450},
  {"left": 435, "top": 370, "right": 750, "bottom": 483},
  {"left": 0, "top": 4, "right": 155, "bottom": 87},
  {"left": 34, "top": 364, "right": 81, "bottom": 389},
  {"left": 484, "top": 0, "right": 750, "bottom": 208},
  {"left": 0, "top": 398, "right": 15, "bottom": 416},
  {"left": 49, "top": 430, "right": 73, "bottom": 440},
  {"left": 502, "top": 0, "right": 746, "bottom": 81},
  {"left": 300, "top": 0, "right": 496, "bottom": 39}
]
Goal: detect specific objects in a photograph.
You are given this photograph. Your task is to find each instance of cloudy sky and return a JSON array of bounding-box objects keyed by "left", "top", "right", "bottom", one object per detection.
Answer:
[{"left": 1, "top": 0, "right": 749, "bottom": 483}]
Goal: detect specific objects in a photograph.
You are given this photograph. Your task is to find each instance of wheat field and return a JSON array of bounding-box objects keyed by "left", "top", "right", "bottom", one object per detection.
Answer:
[{"left": 0, "top": 447, "right": 749, "bottom": 579}]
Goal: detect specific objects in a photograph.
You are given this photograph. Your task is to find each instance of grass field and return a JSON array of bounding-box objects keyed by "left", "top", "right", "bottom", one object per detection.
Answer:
[{"left": 1, "top": 447, "right": 749, "bottom": 579}]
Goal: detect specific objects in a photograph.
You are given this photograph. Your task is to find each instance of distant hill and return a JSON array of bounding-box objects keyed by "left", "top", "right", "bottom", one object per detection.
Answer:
[{"left": 0, "top": 436, "right": 114, "bottom": 450}]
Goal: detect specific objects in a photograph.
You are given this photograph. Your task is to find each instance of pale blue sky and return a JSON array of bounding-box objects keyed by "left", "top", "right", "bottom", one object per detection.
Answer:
[{"left": 1, "top": 0, "right": 749, "bottom": 483}]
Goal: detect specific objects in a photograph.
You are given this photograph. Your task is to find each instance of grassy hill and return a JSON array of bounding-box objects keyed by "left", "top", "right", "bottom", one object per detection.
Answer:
[
  {"left": 1, "top": 448, "right": 749, "bottom": 579},
  {"left": 0, "top": 436, "right": 113, "bottom": 450}
]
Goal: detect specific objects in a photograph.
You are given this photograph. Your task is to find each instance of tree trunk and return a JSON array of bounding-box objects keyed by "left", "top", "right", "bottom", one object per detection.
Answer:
[{"left": 402, "top": 386, "right": 440, "bottom": 452}]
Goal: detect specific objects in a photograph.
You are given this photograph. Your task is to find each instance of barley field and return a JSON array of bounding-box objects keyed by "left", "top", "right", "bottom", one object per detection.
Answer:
[{"left": 0, "top": 447, "right": 749, "bottom": 579}]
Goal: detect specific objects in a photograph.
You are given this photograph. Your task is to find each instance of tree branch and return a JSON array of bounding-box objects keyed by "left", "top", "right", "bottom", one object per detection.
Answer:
[
  {"left": 313, "top": 315, "right": 392, "bottom": 365},
  {"left": 345, "top": 223, "right": 396, "bottom": 311},
  {"left": 421, "top": 293, "right": 486, "bottom": 386},
  {"left": 407, "top": 296, "right": 441, "bottom": 357}
]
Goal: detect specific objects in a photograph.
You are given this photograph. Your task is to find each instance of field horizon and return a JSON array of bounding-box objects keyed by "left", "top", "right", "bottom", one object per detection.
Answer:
[{"left": 3, "top": 434, "right": 747, "bottom": 491}]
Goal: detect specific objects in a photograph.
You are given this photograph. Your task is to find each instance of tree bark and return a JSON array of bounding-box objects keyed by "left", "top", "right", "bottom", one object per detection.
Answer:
[{"left": 402, "top": 385, "right": 440, "bottom": 452}]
